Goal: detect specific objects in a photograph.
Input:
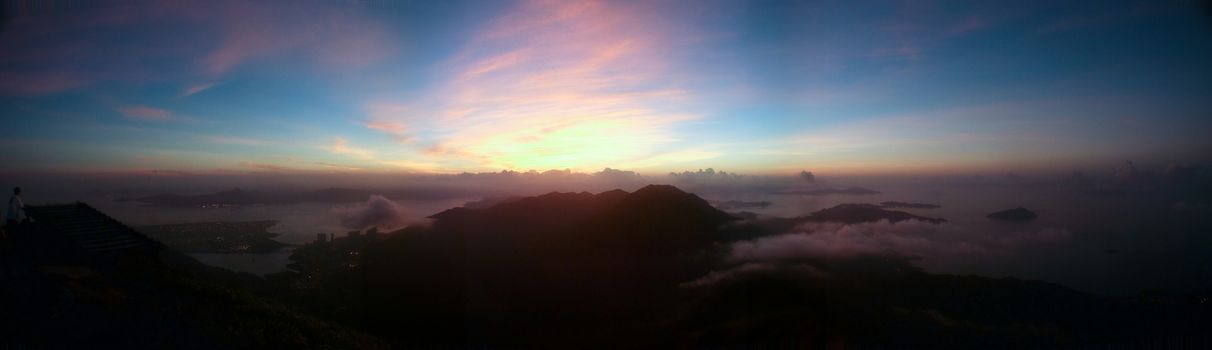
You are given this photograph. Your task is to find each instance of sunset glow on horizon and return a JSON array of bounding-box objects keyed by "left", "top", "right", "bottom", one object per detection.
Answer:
[{"left": 2, "top": 0, "right": 1210, "bottom": 176}]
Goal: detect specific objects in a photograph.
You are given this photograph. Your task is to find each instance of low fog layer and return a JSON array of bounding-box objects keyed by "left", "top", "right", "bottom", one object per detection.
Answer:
[{"left": 333, "top": 195, "right": 412, "bottom": 232}]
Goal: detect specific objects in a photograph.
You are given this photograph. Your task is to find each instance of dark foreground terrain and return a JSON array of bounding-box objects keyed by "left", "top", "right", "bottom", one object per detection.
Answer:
[{"left": 4, "top": 185, "right": 1210, "bottom": 348}]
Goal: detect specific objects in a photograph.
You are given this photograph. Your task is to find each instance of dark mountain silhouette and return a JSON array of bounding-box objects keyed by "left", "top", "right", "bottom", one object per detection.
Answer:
[
  {"left": 339, "top": 185, "right": 739, "bottom": 346},
  {"left": 712, "top": 199, "right": 773, "bottom": 210},
  {"left": 1, "top": 204, "right": 383, "bottom": 349},
  {"left": 988, "top": 207, "right": 1039, "bottom": 221},
  {"left": 675, "top": 255, "right": 1212, "bottom": 348},
  {"left": 880, "top": 200, "right": 941, "bottom": 209}
]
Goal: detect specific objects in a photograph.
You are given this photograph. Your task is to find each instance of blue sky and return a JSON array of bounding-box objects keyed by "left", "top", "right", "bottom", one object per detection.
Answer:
[{"left": 1, "top": 0, "right": 1209, "bottom": 175}]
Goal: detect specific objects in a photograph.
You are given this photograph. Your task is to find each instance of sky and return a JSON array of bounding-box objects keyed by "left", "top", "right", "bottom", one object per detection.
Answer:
[{"left": 1, "top": 0, "right": 1210, "bottom": 176}]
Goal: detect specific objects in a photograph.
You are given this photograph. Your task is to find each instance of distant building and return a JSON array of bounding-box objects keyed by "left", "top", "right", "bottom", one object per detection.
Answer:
[
  {"left": 316, "top": 233, "right": 328, "bottom": 243},
  {"left": 348, "top": 230, "right": 361, "bottom": 238}
]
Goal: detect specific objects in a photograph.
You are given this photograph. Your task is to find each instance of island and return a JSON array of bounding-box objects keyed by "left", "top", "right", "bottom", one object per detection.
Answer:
[
  {"left": 712, "top": 200, "right": 774, "bottom": 210},
  {"left": 880, "top": 201, "right": 941, "bottom": 209}
]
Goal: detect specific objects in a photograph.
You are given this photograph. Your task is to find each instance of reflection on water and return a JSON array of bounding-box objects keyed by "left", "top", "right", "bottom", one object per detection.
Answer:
[{"left": 190, "top": 249, "right": 296, "bottom": 276}]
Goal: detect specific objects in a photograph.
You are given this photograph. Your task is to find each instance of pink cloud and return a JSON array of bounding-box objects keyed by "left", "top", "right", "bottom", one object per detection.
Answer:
[
  {"left": 372, "top": 0, "right": 703, "bottom": 171},
  {"left": 363, "top": 103, "right": 414, "bottom": 143},
  {"left": 118, "top": 105, "right": 173, "bottom": 121},
  {"left": 365, "top": 121, "right": 405, "bottom": 133}
]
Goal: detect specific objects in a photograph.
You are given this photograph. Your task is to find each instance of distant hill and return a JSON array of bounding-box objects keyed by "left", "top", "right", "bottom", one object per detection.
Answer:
[
  {"left": 737, "top": 203, "right": 947, "bottom": 236},
  {"left": 804, "top": 203, "right": 946, "bottom": 224},
  {"left": 2, "top": 205, "right": 384, "bottom": 349},
  {"left": 711, "top": 199, "right": 773, "bottom": 210},
  {"left": 880, "top": 201, "right": 941, "bottom": 209}
]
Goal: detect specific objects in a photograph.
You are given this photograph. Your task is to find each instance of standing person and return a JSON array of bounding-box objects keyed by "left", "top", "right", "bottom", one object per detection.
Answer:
[{"left": 6, "top": 187, "right": 23, "bottom": 227}]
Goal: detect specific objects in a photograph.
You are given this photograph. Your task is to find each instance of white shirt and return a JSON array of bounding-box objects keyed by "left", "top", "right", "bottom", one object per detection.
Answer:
[{"left": 6, "top": 195, "right": 22, "bottom": 221}]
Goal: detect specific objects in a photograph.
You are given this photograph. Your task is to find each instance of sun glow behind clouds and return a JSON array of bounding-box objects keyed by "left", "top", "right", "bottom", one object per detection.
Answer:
[{"left": 366, "top": 0, "right": 708, "bottom": 172}]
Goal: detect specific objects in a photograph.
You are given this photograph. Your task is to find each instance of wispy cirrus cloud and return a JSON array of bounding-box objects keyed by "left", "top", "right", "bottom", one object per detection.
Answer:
[
  {"left": 0, "top": 0, "right": 397, "bottom": 96},
  {"left": 328, "top": 137, "right": 374, "bottom": 159},
  {"left": 181, "top": 82, "right": 219, "bottom": 97},
  {"left": 118, "top": 105, "right": 174, "bottom": 121},
  {"left": 363, "top": 102, "right": 414, "bottom": 143},
  {"left": 198, "top": 1, "right": 396, "bottom": 76},
  {"left": 367, "top": 0, "right": 705, "bottom": 171}
]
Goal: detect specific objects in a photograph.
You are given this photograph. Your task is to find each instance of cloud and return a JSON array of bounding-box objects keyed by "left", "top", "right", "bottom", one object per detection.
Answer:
[
  {"left": 728, "top": 220, "right": 1071, "bottom": 263},
  {"left": 239, "top": 161, "right": 292, "bottom": 172},
  {"left": 328, "top": 137, "right": 374, "bottom": 159},
  {"left": 181, "top": 82, "right": 219, "bottom": 97},
  {"left": 334, "top": 195, "right": 410, "bottom": 231},
  {"left": 361, "top": 102, "right": 417, "bottom": 143},
  {"left": 679, "top": 262, "right": 825, "bottom": 288},
  {"left": 365, "top": 121, "right": 405, "bottom": 133},
  {"left": 593, "top": 167, "right": 641, "bottom": 181},
  {"left": 666, "top": 168, "right": 795, "bottom": 194},
  {"left": 118, "top": 105, "right": 173, "bottom": 121},
  {"left": 379, "top": 159, "right": 441, "bottom": 173},
  {"left": 197, "top": 1, "right": 397, "bottom": 75},
  {"left": 799, "top": 170, "right": 816, "bottom": 183},
  {"left": 0, "top": 0, "right": 397, "bottom": 96},
  {"left": 366, "top": 0, "right": 703, "bottom": 171}
]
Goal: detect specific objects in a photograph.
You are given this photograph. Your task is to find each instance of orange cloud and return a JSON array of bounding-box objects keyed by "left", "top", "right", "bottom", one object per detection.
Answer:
[
  {"left": 363, "top": 102, "right": 414, "bottom": 143},
  {"left": 366, "top": 121, "right": 405, "bottom": 133}
]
